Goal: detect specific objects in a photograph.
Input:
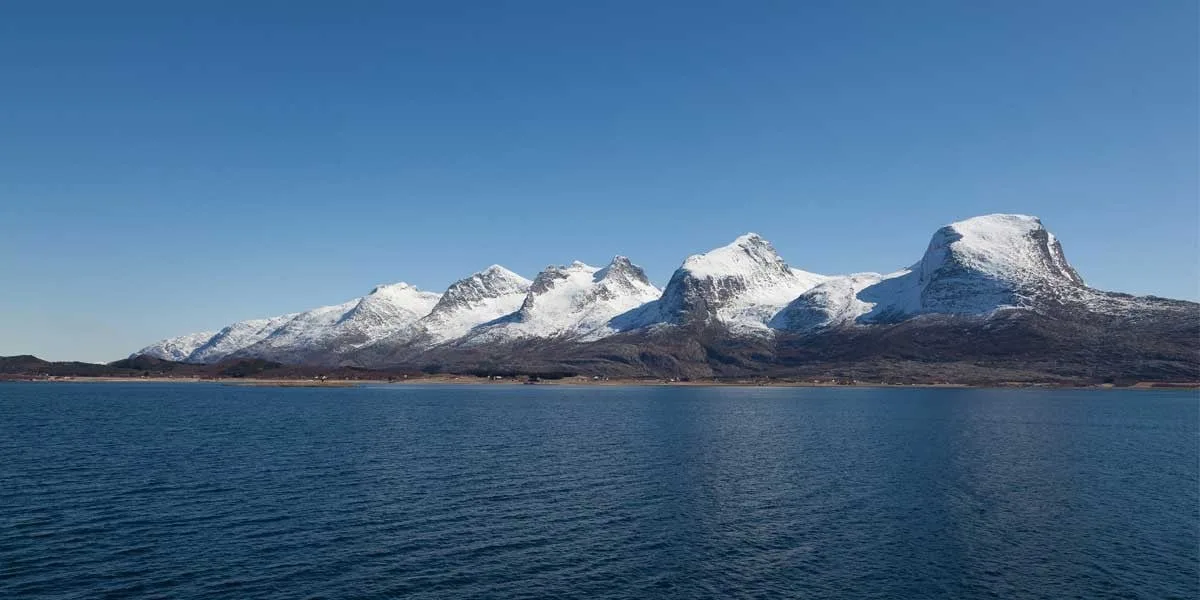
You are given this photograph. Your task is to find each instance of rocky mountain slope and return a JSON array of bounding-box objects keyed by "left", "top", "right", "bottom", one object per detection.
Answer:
[
  {"left": 188, "top": 314, "right": 297, "bottom": 364},
  {"left": 134, "top": 331, "right": 217, "bottom": 363},
  {"left": 418, "top": 265, "right": 533, "bottom": 344},
  {"left": 614, "top": 233, "right": 827, "bottom": 334},
  {"left": 133, "top": 214, "right": 1199, "bottom": 382},
  {"left": 228, "top": 283, "right": 440, "bottom": 364},
  {"left": 463, "top": 257, "right": 662, "bottom": 344},
  {"left": 772, "top": 214, "right": 1093, "bottom": 330}
]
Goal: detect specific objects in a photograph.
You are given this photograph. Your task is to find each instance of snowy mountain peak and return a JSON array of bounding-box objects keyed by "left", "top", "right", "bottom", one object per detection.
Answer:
[
  {"left": 595, "top": 255, "right": 652, "bottom": 286},
  {"left": 366, "top": 281, "right": 427, "bottom": 298},
  {"left": 344, "top": 283, "right": 441, "bottom": 329},
  {"left": 480, "top": 264, "right": 519, "bottom": 277},
  {"left": 135, "top": 330, "right": 217, "bottom": 362},
  {"left": 462, "top": 257, "right": 661, "bottom": 343},
  {"left": 643, "top": 234, "right": 826, "bottom": 331},
  {"left": 429, "top": 265, "right": 531, "bottom": 313},
  {"left": 527, "top": 262, "right": 594, "bottom": 297},
  {"left": 681, "top": 232, "right": 791, "bottom": 279},
  {"left": 222, "top": 282, "right": 442, "bottom": 364},
  {"left": 523, "top": 263, "right": 597, "bottom": 310},
  {"left": 349, "top": 283, "right": 440, "bottom": 317},
  {"left": 188, "top": 313, "right": 299, "bottom": 363},
  {"left": 399, "top": 265, "right": 534, "bottom": 345},
  {"left": 475, "top": 265, "right": 526, "bottom": 285},
  {"left": 773, "top": 214, "right": 1090, "bottom": 330},
  {"left": 733, "top": 232, "right": 766, "bottom": 246},
  {"left": 920, "top": 213, "right": 1084, "bottom": 290}
]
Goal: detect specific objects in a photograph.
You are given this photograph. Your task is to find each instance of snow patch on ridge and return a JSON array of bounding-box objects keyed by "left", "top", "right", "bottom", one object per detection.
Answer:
[{"left": 770, "top": 273, "right": 885, "bottom": 332}]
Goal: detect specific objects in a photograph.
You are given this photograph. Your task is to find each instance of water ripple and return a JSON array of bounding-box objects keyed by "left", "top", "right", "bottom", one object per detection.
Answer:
[{"left": 1, "top": 383, "right": 1196, "bottom": 599}]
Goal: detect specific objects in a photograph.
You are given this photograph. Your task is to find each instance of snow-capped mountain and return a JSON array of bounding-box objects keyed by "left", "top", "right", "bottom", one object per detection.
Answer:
[
  {"left": 417, "top": 266, "right": 532, "bottom": 343},
  {"left": 135, "top": 331, "right": 216, "bottom": 362},
  {"left": 223, "top": 301, "right": 356, "bottom": 361},
  {"left": 132, "top": 214, "right": 1197, "bottom": 380},
  {"left": 772, "top": 214, "right": 1090, "bottom": 331},
  {"left": 618, "top": 233, "right": 827, "bottom": 333},
  {"left": 465, "top": 257, "right": 661, "bottom": 343},
  {"left": 343, "top": 266, "right": 535, "bottom": 365},
  {"left": 867, "top": 213, "right": 1085, "bottom": 320},
  {"left": 187, "top": 314, "right": 299, "bottom": 363},
  {"left": 234, "top": 283, "right": 441, "bottom": 363}
]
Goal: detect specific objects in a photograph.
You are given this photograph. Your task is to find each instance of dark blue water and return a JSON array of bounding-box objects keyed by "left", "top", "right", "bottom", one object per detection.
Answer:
[{"left": 1, "top": 383, "right": 1196, "bottom": 599}]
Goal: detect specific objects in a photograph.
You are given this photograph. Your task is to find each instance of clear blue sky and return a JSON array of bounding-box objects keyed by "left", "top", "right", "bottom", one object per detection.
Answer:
[{"left": 2, "top": 0, "right": 1196, "bottom": 362}]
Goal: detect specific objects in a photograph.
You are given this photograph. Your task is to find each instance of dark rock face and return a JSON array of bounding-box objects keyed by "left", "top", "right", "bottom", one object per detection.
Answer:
[
  {"left": 593, "top": 256, "right": 654, "bottom": 301},
  {"left": 403, "top": 295, "right": 1199, "bottom": 383},
  {"left": 641, "top": 234, "right": 810, "bottom": 327},
  {"left": 914, "top": 224, "right": 1083, "bottom": 317},
  {"left": 655, "top": 270, "right": 720, "bottom": 325},
  {"left": 596, "top": 256, "right": 650, "bottom": 285},
  {"left": 526, "top": 267, "right": 570, "bottom": 299},
  {"left": 432, "top": 266, "right": 529, "bottom": 312}
]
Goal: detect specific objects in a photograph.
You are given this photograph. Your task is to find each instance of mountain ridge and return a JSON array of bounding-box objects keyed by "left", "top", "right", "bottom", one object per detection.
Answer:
[{"left": 132, "top": 214, "right": 1199, "bottom": 382}]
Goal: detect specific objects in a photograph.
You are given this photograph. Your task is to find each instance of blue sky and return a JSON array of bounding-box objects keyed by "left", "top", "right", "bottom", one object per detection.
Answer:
[{"left": 2, "top": 0, "right": 1196, "bottom": 362}]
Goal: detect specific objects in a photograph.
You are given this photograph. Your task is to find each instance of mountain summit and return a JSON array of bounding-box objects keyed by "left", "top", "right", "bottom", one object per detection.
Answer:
[
  {"left": 620, "top": 233, "right": 826, "bottom": 333},
  {"left": 773, "top": 214, "right": 1092, "bottom": 331},
  {"left": 418, "top": 265, "right": 532, "bottom": 343},
  {"left": 465, "top": 256, "right": 661, "bottom": 343},
  {"left": 907, "top": 214, "right": 1085, "bottom": 313}
]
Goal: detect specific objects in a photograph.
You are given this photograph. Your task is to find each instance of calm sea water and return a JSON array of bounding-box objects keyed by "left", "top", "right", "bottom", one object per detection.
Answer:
[{"left": 0, "top": 383, "right": 1196, "bottom": 599}]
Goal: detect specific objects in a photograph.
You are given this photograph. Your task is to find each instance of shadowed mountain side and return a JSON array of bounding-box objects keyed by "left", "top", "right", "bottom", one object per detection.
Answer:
[
  {"left": 773, "top": 299, "right": 1199, "bottom": 383},
  {"left": 377, "top": 295, "right": 1198, "bottom": 383}
]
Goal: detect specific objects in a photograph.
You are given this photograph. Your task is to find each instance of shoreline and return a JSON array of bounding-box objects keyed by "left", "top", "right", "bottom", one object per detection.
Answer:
[{"left": 3, "top": 375, "right": 1196, "bottom": 391}]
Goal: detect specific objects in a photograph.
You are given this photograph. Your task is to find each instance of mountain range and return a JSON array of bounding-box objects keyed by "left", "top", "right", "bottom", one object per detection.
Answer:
[{"left": 135, "top": 214, "right": 1199, "bottom": 383}]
